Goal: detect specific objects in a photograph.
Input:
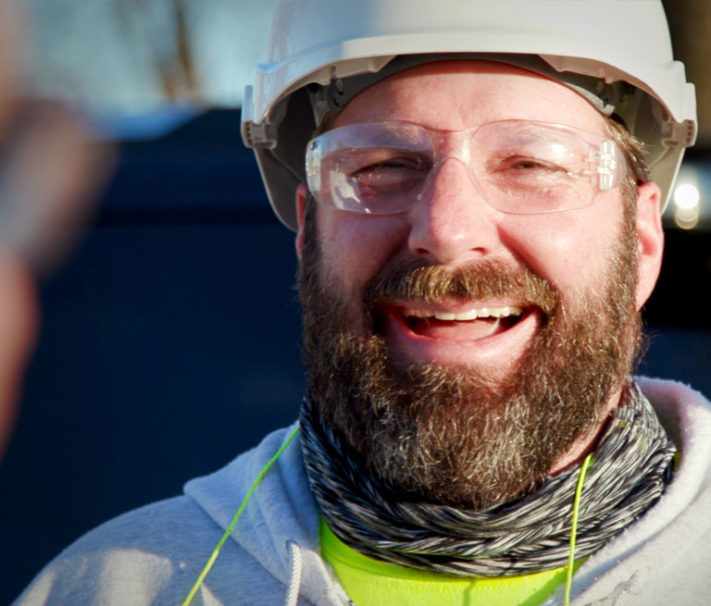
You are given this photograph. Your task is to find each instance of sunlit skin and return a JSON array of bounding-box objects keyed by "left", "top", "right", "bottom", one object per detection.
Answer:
[{"left": 295, "top": 60, "right": 664, "bottom": 474}]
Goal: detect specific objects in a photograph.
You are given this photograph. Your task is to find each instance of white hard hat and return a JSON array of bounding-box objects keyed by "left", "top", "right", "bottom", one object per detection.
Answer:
[{"left": 241, "top": 0, "right": 697, "bottom": 230}]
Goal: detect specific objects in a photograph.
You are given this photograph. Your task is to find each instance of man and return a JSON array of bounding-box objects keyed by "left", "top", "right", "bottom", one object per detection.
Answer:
[{"left": 15, "top": 1, "right": 710, "bottom": 605}]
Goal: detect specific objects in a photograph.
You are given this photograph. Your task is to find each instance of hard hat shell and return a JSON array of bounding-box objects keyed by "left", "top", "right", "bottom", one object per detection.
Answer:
[{"left": 241, "top": 0, "right": 697, "bottom": 230}]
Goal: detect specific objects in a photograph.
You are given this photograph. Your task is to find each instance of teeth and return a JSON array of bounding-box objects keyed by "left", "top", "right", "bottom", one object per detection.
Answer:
[{"left": 405, "top": 305, "right": 523, "bottom": 321}]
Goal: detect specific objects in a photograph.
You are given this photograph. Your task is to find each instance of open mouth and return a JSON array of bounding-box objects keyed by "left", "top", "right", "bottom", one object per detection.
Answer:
[
  {"left": 377, "top": 299, "right": 541, "bottom": 369},
  {"left": 400, "top": 304, "right": 525, "bottom": 340}
]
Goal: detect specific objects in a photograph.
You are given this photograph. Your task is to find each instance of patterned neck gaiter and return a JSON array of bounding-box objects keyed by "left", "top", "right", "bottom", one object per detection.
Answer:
[{"left": 301, "top": 381, "right": 676, "bottom": 577}]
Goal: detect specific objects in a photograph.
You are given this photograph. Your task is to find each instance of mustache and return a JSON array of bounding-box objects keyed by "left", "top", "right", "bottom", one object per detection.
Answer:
[{"left": 363, "top": 258, "right": 558, "bottom": 314}]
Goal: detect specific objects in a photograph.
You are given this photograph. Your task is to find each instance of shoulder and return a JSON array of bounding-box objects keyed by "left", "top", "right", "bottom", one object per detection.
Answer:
[
  {"left": 638, "top": 376, "right": 711, "bottom": 448},
  {"left": 571, "top": 378, "right": 711, "bottom": 605},
  {"left": 13, "top": 496, "right": 195, "bottom": 604},
  {"left": 14, "top": 424, "right": 308, "bottom": 606},
  {"left": 13, "top": 495, "right": 280, "bottom": 606}
]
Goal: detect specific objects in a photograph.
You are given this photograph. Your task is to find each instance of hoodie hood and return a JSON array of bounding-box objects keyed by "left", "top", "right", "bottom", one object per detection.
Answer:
[
  {"left": 184, "top": 423, "right": 351, "bottom": 605},
  {"left": 183, "top": 378, "right": 711, "bottom": 606}
]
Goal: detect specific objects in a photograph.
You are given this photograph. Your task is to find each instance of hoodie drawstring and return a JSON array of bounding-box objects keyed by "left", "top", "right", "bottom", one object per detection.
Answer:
[
  {"left": 285, "top": 540, "right": 303, "bottom": 606},
  {"left": 182, "top": 426, "right": 301, "bottom": 606}
]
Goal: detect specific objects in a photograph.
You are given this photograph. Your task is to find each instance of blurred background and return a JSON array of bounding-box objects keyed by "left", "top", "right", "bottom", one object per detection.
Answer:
[{"left": 1, "top": 1, "right": 710, "bottom": 602}]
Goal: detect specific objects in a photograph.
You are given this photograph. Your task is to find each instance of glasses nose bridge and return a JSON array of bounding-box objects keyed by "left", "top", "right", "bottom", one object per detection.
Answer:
[
  {"left": 431, "top": 127, "right": 474, "bottom": 167},
  {"left": 427, "top": 127, "right": 478, "bottom": 190},
  {"left": 424, "top": 128, "right": 479, "bottom": 196}
]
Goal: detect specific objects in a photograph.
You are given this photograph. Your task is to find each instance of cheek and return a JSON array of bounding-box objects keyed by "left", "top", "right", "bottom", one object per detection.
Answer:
[
  {"left": 501, "top": 209, "right": 620, "bottom": 295},
  {"left": 316, "top": 207, "right": 410, "bottom": 295}
]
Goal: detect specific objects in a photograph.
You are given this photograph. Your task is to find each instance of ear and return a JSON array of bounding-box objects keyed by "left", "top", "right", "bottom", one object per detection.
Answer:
[
  {"left": 634, "top": 181, "right": 665, "bottom": 310},
  {"left": 295, "top": 183, "right": 309, "bottom": 260}
]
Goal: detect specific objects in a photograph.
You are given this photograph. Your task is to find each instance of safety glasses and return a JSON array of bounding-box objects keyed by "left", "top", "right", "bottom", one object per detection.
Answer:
[{"left": 305, "top": 119, "right": 628, "bottom": 215}]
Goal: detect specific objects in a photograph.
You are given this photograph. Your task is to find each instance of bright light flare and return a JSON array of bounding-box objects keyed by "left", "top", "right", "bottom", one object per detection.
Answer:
[
  {"left": 673, "top": 183, "right": 700, "bottom": 210},
  {"left": 673, "top": 183, "right": 701, "bottom": 230}
]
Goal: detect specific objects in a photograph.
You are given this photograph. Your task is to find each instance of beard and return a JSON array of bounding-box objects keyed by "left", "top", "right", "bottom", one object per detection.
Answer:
[{"left": 298, "top": 202, "right": 642, "bottom": 510}]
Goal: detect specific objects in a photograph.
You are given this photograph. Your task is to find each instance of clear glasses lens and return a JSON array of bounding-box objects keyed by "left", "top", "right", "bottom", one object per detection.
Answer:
[{"left": 305, "top": 120, "right": 627, "bottom": 215}]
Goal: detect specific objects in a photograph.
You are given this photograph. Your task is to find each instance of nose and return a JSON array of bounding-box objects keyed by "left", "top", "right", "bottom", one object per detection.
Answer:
[{"left": 407, "top": 158, "right": 503, "bottom": 265}]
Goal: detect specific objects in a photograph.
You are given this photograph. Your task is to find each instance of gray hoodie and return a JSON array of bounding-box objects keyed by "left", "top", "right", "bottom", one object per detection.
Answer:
[{"left": 14, "top": 377, "right": 711, "bottom": 606}]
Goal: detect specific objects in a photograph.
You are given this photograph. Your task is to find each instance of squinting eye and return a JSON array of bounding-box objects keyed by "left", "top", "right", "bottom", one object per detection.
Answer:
[
  {"left": 505, "top": 156, "right": 566, "bottom": 173},
  {"left": 351, "top": 156, "right": 431, "bottom": 192},
  {"left": 353, "top": 156, "right": 425, "bottom": 175}
]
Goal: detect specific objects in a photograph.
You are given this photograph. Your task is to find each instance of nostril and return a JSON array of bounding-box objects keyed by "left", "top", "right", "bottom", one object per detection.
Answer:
[{"left": 412, "top": 246, "right": 431, "bottom": 257}]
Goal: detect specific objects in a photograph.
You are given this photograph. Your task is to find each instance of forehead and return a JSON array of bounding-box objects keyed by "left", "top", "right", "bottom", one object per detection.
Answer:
[{"left": 332, "top": 60, "right": 606, "bottom": 134}]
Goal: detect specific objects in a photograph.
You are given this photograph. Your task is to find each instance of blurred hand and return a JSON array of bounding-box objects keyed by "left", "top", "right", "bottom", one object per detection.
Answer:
[
  {"left": 0, "top": 1, "right": 112, "bottom": 457},
  {"left": 0, "top": 247, "right": 37, "bottom": 457}
]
